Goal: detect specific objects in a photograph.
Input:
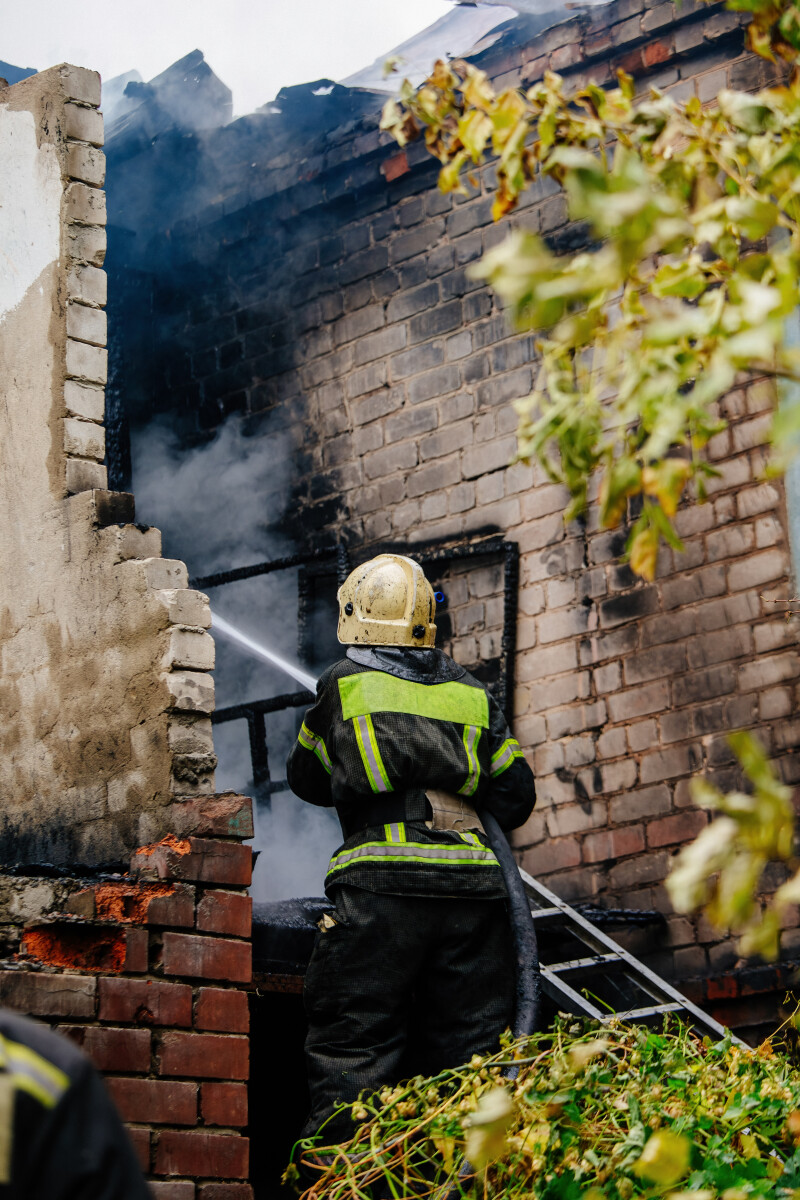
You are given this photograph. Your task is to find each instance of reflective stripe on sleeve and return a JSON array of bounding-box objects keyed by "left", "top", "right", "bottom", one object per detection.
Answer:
[
  {"left": 457, "top": 724, "right": 482, "bottom": 797},
  {"left": 490, "top": 737, "right": 524, "bottom": 778},
  {"left": 0, "top": 1036, "right": 69, "bottom": 1110},
  {"left": 327, "top": 837, "right": 498, "bottom": 877},
  {"left": 353, "top": 714, "right": 393, "bottom": 794},
  {"left": 383, "top": 822, "right": 406, "bottom": 844},
  {"left": 298, "top": 721, "right": 332, "bottom": 775}
]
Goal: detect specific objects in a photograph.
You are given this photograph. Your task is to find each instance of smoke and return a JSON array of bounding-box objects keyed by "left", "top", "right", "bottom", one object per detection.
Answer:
[{"left": 131, "top": 415, "right": 341, "bottom": 900}]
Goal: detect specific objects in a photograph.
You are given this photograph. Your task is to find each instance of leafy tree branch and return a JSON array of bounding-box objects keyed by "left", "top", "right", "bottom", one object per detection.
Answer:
[{"left": 381, "top": 2, "right": 800, "bottom": 578}]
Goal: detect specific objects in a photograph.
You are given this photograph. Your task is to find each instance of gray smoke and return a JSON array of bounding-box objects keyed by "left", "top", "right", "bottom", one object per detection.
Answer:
[{"left": 130, "top": 416, "right": 341, "bottom": 900}]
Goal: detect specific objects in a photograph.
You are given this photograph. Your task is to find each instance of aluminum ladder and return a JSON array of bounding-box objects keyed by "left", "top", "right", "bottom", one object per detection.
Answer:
[{"left": 520, "top": 869, "right": 737, "bottom": 1042}]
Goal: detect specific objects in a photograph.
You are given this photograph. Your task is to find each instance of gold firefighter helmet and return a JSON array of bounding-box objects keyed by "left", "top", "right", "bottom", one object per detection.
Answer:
[{"left": 337, "top": 554, "right": 437, "bottom": 647}]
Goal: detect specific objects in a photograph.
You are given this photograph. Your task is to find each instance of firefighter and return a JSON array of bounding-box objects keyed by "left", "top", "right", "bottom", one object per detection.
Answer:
[
  {"left": 287, "top": 553, "right": 536, "bottom": 1145},
  {"left": 0, "top": 1005, "right": 149, "bottom": 1198}
]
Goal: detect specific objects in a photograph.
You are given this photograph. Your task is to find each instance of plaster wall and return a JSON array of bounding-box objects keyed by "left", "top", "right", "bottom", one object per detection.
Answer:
[{"left": 0, "top": 66, "right": 217, "bottom": 864}]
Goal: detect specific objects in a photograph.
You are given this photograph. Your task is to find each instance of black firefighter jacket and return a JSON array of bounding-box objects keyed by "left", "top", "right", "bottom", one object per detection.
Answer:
[
  {"left": 0, "top": 1007, "right": 150, "bottom": 1199},
  {"left": 286, "top": 646, "right": 536, "bottom": 899}
]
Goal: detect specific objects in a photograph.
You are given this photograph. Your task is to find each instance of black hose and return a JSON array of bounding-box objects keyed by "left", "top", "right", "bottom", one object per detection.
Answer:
[
  {"left": 480, "top": 809, "right": 541, "bottom": 1041},
  {"left": 434, "top": 814, "right": 540, "bottom": 1200}
]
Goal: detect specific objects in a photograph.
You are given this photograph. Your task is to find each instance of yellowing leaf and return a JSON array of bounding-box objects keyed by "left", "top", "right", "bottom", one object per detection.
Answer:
[
  {"left": 599, "top": 459, "right": 641, "bottom": 528},
  {"left": 642, "top": 459, "right": 691, "bottom": 517},
  {"left": 463, "top": 66, "right": 495, "bottom": 110},
  {"left": 464, "top": 1086, "right": 515, "bottom": 1170},
  {"left": 568, "top": 1038, "right": 611, "bottom": 1071},
  {"left": 512, "top": 1120, "right": 550, "bottom": 1160},
  {"left": 633, "top": 1131, "right": 691, "bottom": 1186},
  {"left": 739, "top": 1131, "right": 760, "bottom": 1159},
  {"left": 432, "top": 1134, "right": 456, "bottom": 1170},
  {"left": 458, "top": 109, "right": 493, "bottom": 162},
  {"left": 629, "top": 525, "right": 659, "bottom": 580}
]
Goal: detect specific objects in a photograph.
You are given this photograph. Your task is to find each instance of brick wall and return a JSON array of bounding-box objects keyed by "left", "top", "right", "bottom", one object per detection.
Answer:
[
  {"left": 108, "top": 0, "right": 800, "bottom": 990},
  {"left": 0, "top": 794, "right": 253, "bottom": 1199}
]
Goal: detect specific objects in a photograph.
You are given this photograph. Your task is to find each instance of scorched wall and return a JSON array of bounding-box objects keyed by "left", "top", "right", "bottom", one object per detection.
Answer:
[{"left": 107, "top": 0, "right": 800, "bottom": 1015}]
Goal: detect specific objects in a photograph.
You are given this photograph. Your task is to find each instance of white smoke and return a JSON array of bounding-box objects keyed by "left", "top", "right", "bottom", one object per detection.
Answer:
[{"left": 131, "top": 415, "right": 342, "bottom": 900}]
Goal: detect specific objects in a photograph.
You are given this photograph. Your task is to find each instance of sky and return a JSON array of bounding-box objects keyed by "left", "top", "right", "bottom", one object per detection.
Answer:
[{"left": 2, "top": 0, "right": 454, "bottom": 117}]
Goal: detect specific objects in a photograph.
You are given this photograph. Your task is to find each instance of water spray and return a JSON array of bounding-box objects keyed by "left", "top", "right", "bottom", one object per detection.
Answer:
[{"left": 211, "top": 613, "right": 318, "bottom": 693}]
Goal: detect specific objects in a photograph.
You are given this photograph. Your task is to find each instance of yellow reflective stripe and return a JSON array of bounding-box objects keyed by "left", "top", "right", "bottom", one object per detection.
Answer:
[
  {"left": 353, "top": 714, "right": 392, "bottom": 794},
  {"left": 491, "top": 737, "right": 524, "bottom": 778},
  {"left": 0, "top": 1076, "right": 11, "bottom": 1183},
  {"left": 298, "top": 721, "right": 332, "bottom": 775},
  {"left": 491, "top": 737, "right": 520, "bottom": 765},
  {"left": 0, "top": 1037, "right": 69, "bottom": 1110},
  {"left": 327, "top": 838, "right": 498, "bottom": 876},
  {"left": 457, "top": 725, "right": 481, "bottom": 797},
  {"left": 338, "top": 673, "right": 489, "bottom": 728},
  {"left": 460, "top": 831, "right": 482, "bottom": 848},
  {"left": 383, "top": 822, "right": 406, "bottom": 844}
]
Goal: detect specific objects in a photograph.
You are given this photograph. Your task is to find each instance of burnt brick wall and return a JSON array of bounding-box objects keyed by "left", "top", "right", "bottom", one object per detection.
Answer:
[
  {"left": 112, "top": 0, "right": 800, "bottom": 991},
  {"left": 0, "top": 795, "right": 254, "bottom": 1200}
]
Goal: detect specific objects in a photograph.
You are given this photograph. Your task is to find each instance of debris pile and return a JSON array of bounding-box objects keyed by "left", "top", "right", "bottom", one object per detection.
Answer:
[{"left": 291, "top": 1015, "right": 800, "bottom": 1199}]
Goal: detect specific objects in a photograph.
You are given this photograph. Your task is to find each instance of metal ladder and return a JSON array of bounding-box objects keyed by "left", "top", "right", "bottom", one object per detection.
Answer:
[{"left": 520, "top": 869, "right": 737, "bottom": 1042}]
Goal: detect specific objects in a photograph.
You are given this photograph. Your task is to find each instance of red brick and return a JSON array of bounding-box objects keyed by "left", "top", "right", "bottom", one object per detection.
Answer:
[
  {"left": 133, "top": 838, "right": 252, "bottom": 887},
  {"left": 707, "top": 976, "right": 739, "bottom": 1001},
  {"left": 196, "top": 892, "right": 251, "bottom": 938},
  {"left": 195, "top": 988, "right": 249, "bottom": 1033},
  {"left": 201, "top": 1082, "right": 248, "bottom": 1127},
  {"left": 154, "top": 1131, "right": 248, "bottom": 1179},
  {"left": 0, "top": 971, "right": 96, "bottom": 1019},
  {"left": 99, "top": 978, "right": 192, "bottom": 1027},
  {"left": 168, "top": 794, "right": 254, "bottom": 840},
  {"left": 150, "top": 1184, "right": 195, "bottom": 1200},
  {"left": 124, "top": 926, "right": 149, "bottom": 973},
  {"left": 613, "top": 47, "right": 644, "bottom": 74},
  {"left": 107, "top": 1078, "right": 197, "bottom": 1125},
  {"left": 126, "top": 1126, "right": 151, "bottom": 1173},
  {"left": 146, "top": 885, "right": 196, "bottom": 928},
  {"left": 60, "top": 1026, "right": 151, "bottom": 1073},
  {"left": 583, "top": 826, "right": 644, "bottom": 864},
  {"left": 381, "top": 151, "right": 409, "bottom": 182},
  {"left": 643, "top": 36, "right": 672, "bottom": 65},
  {"left": 198, "top": 1187, "right": 253, "bottom": 1200},
  {"left": 520, "top": 837, "right": 581, "bottom": 875},
  {"left": 162, "top": 934, "right": 251, "bottom": 983},
  {"left": 21, "top": 924, "right": 125, "bottom": 974},
  {"left": 157, "top": 1032, "right": 249, "bottom": 1080},
  {"left": 647, "top": 810, "right": 708, "bottom": 848}
]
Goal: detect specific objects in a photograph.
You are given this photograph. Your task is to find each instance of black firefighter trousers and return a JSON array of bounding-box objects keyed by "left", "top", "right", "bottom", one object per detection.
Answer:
[{"left": 302, "top": 885, "right": 515, "bottom": 1144}]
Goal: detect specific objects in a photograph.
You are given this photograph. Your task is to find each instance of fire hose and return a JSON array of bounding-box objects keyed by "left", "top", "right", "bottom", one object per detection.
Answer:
[
  {"left": 479, "top": 809, "right": 540, "bottom": 1043},
  {"left": 430, "top": 812, "right": 540, "bottom": 1200}
]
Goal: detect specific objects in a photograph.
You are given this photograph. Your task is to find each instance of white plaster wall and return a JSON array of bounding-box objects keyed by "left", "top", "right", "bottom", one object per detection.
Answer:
[{"left": 0, "top": 107, "right": 61, "bottom": 323}]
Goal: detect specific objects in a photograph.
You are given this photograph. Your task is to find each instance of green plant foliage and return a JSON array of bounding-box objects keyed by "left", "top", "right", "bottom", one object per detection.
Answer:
[
  {"left": 381, "top": 27, "right": 800, "bottom": 577},
  {"left": 288, "top": 1015, "right": 800, "bottom": 1198},
  {"left": 667, "top": 732, "right": 798, "bottom": 959}
]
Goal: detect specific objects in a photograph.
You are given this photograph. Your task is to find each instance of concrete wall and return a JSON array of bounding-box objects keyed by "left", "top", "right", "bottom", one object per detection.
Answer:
[
  {"left": 107, "top": 0, "right": 800, "bottom": 994},
  {"left": 0, "top": 66, "right": 217, "bottom": 864}
]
